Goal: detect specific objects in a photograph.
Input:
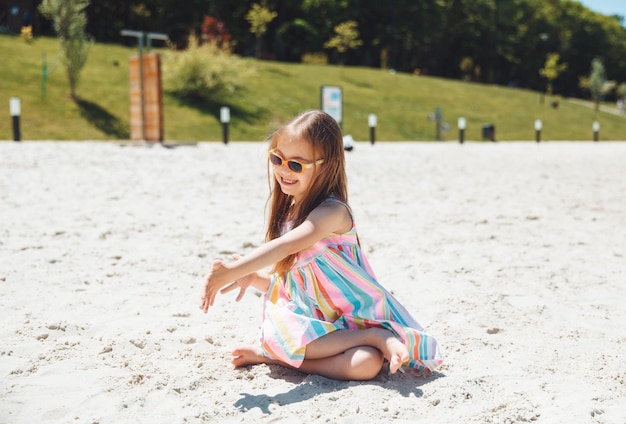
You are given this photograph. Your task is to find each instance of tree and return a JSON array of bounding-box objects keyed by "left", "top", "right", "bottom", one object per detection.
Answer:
[
  {"left": 31, "top": 0, "right": 626, "bottom": 98},
  {"left": 202, "top": 16, "right": 232, "bottom": 46},
  {"left": 617, "top": 82, "right": 626, "bottom": 100},
  {"left": 580, "top": 58, "right": 616, "bottom": 110},
  {"left": 39, "top": 0, "right": 92, "bottom": 99},
  {"left": 324, "top": 20, "right": 363, "bottom": 64},
  {"left": 246, "top": 1, "right": 277, "bottom": 59},
  {"left": 589, "top": 58, "right": 606, "bottom": 110},
  {"left": 539, "top": 53, "right": 567, "bottom": 96},
  {"left": 459, "top": 57, "right": 475, "bottom": 81}
]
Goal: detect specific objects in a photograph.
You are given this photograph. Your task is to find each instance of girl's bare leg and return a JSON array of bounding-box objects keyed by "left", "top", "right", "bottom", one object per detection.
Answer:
[
  {"left": 304, "top": 327, "right": 409, "bottom": 373},
  {"left": 298, "top": 346, "right": 384, "bottom": 380},
  {"left": 231, "top": 345, "right": 384, "bottom": 381},
  {"left": 231, "top": 327, "right": 408, "bottom": 380}
]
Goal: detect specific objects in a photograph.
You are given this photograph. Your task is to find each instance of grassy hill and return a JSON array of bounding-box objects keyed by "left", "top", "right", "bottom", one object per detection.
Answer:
[{"left": 2, "top": 34, "right": 625, "bottom": 142}]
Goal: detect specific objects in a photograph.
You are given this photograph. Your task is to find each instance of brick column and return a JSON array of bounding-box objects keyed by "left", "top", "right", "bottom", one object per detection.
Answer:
[{"left": 129, "top": 53, "right": 164, "bottom": 142}]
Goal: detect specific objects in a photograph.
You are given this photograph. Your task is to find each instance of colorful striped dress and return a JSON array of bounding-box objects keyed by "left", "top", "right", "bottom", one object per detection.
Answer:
[{"left": 260, "top": 198, "right": 443, "bottom": 371}]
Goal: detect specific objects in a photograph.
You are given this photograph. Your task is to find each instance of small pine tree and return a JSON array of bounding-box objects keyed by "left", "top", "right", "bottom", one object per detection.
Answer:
[
  {"left": 586, "top": 58, "right": 616, "bottom": 111},
  {"left": 539, "top": 53, "right": 567, "bottom": 96},
  {"left": 324, "top": 21, "right": 363, "bottom": 65},
  {"left": 589, "top": 58, "right": 607, "bottom": 111},
  {"left": 39, "top": 0, "right": 91, "bottom": 99},
  {"left": 618, "top": 83, "right": 626, "bottom": 99},
  {"left": 246, "top": 1, "right": 277, "bottom": 59}
]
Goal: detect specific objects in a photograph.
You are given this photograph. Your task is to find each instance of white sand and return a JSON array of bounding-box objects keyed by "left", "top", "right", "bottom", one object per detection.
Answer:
[{"left": 1, "top": 141, "right": 625, "bottom": 423}]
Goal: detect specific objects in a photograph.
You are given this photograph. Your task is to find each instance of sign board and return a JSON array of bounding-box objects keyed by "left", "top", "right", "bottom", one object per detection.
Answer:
[{"left": 320, "top": 85, "right": 342, "bottom": 124}]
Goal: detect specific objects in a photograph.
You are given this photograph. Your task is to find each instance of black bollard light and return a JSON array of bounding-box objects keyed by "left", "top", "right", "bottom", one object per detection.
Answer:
[
  {"left": 10, "top": 97, "right": 21, "bottom": 142},
  {"left": 534, "top": 119, "right": 542, "bottom": 143},
  {"left": 458, "top": 117, "right": 466, "bottom": 144},
  {"left": 220, "top": 106, "right": 230, "bottom": 144},
  {"left": 592, "top": 121, "right": 600, "bottom": 142},
  {"left": 368, "top": 113, "right": 377, "bottom": 144}
]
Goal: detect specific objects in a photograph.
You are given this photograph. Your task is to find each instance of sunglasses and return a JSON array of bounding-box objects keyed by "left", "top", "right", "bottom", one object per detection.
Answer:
[{"left": 268, "top": 151, "right": 324, "bottom": 173}]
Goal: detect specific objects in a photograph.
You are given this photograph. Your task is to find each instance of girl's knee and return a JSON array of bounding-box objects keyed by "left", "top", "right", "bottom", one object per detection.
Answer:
[{"left": 348, "top": 347, "right": 384, "bottom": 380}]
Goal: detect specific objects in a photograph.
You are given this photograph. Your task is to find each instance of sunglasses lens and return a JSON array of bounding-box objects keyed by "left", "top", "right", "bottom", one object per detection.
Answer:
[
  {"left": 269, "top": 152, "right": 308, "bottom": 173},
  {"left": 288, "top": 161, "right": 303, "bottom": 173},
  {"left": 269, "top": 153, "right": 282, "bottom": 166}
]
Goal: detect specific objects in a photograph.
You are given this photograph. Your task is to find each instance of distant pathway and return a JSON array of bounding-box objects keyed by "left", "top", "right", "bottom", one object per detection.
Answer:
[{"left": 566, "top": 98, "right": 626, "bottom": 117}]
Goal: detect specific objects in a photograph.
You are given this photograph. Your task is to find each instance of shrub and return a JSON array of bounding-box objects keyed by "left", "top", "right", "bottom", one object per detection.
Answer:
[
  {"left": 302, "top": 52, "right": 327, "bottom": 65},
  {"left": 162, "top": 36, "right": 252, "bottom": 100},
  {"left": 20, "top": 25, "right": 33, "bottom": 43}
]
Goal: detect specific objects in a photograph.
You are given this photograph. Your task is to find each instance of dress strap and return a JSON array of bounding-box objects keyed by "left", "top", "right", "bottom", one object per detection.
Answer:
[{"left": 323, "top": 197, "right": 354, "bottom": 222}]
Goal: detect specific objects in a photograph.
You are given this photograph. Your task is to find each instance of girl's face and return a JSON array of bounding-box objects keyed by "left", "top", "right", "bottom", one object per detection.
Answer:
[{"left": 271, "top": 136, "right": 321, "bottom": 204}]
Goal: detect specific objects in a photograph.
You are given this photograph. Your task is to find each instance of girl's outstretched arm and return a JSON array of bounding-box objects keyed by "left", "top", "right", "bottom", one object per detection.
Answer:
[
  {"left": 200, "top": 258, "right": 270, "bottom": 312},
  {"left": 200, "top": 201, "right": 352, "bottom": 311}
]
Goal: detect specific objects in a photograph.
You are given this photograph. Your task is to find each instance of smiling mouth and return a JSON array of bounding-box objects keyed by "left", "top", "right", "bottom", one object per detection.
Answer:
[{"left": 281, "top": 177, "right": 297, "bottom": 185}]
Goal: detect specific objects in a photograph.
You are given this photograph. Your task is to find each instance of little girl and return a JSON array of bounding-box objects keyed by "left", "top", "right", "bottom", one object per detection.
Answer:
[{"left": 200, "top": 110, "right": 442, "bottom": 381}]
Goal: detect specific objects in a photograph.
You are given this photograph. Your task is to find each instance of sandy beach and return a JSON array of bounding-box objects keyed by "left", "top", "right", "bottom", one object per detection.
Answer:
[{"left": 1, "top": 140, "right": 625, "bottom": 423}]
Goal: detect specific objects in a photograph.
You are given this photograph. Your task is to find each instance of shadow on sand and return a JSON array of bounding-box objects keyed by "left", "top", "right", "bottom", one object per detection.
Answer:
[{"left": 233, "top": 365, "right": 444, "bottom": 414}]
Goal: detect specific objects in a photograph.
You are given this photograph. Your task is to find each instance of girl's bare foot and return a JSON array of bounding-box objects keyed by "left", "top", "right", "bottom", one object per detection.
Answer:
[
  {"left": 231, "top": 346, "right": 272, "bottom": 367},
  {"left": 368, "top": 328, "right": 409, "bottom": 373}
]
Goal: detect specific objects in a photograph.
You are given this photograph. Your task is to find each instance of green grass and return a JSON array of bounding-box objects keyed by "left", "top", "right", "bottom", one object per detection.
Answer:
[{"left": 2, "top": 33, "right": 626, "bottom": 141}]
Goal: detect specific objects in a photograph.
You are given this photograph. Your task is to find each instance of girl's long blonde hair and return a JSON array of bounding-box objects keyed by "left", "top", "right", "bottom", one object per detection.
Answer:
[{"left": 265, "top": 110, "right": 348, "bottom": 275}]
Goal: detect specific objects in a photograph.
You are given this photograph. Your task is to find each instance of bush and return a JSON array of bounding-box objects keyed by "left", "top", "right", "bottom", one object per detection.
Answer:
[
  {"left": 21, "top": 26, "right": 33, "bottom": 42},
  {"left": 302, "top": 52, "right": 327, "bottom": 65},
  {"left": 162, "top": 36, "right": 252, "bottom": 100}
]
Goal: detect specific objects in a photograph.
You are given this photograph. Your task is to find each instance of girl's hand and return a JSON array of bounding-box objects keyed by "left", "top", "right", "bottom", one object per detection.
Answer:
[
  {"left": 219, "top": 254, "right": 257, "bottom": 302},
  {"left": 200, "top": 259, "right": 229, "bottom": 313},
  {"left": 200, "top": 255, "right": 257, "bottom": 313}
]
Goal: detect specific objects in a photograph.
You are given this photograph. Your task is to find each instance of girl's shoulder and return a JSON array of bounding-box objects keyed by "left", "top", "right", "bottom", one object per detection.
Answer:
[
  {"left": 318, "top": 197, "right": 354, "bottom": 233},
  {"left": 321, "top": 197, "right": 352, "bottom": 213}
]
